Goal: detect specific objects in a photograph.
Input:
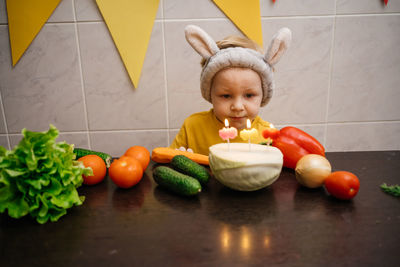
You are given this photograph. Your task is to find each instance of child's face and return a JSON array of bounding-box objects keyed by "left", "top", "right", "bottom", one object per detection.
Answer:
[{"left": 210, "top": 67, "right": 263, "bottom": 130}]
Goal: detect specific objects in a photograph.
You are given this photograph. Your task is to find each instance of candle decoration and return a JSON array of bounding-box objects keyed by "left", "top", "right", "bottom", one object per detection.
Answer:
[
  {"left": 262, "top": 123, "right": 279, "bottom": 145},
  {"left": 240, "top": 119, "right": 258, "bottom": 150},
  {"left": 219, "top": 119, "right": 238, "bottom": 150}
]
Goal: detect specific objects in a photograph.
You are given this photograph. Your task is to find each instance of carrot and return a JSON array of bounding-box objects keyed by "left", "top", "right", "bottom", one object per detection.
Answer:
[{"left": 151, "top": 147, "right": 209, "bottom": 165}]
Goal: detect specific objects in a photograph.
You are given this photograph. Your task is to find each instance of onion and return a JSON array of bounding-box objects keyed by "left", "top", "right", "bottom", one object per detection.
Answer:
[{"left": 295, "top": 154, "right": 332, "bottom": 188}]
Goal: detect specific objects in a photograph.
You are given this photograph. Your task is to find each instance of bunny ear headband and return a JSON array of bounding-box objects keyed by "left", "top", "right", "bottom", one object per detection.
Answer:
[{"left": 185, "top": 25, "right": 292, "bottom": 107}]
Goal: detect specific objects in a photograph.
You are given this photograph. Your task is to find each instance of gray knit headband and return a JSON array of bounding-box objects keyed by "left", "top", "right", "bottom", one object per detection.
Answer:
[{"left": 185, "top": 25, "right": 292, "bottom": 107}]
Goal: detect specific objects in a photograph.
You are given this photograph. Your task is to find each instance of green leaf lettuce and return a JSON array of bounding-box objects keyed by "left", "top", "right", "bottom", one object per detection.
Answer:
[{"left": 0, "top": 125, "right": 92, "bottom": 224}]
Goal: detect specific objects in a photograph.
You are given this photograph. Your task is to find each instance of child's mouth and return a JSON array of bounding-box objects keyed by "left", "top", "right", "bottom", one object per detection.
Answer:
[{"left": 230, "top": 116, "right": 246, "bottom": 121}]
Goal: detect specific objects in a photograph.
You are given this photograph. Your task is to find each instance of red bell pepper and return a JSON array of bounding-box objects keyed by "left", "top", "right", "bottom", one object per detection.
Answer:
[{"left": 262, "top": 126, "right": 325, "bottom": 169}]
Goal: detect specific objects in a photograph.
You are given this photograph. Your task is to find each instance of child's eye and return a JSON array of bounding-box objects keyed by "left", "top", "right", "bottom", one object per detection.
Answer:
[
  {"left": 221, "top": 94, "right": 231, "bottom": 99},
  {"left": 245, "top": 93, "right": 254, "bottom": 98}
]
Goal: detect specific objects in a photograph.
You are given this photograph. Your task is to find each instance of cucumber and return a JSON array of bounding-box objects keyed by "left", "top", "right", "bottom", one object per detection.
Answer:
[
  {"left": 171, "top": 155, "right": 210, "bottom": 185},
  {"left": 153, "top": 166, "right": 201, "bottom": 196},
  {"left": 74, "top": 148, "right": 112, "bottom": 168}
]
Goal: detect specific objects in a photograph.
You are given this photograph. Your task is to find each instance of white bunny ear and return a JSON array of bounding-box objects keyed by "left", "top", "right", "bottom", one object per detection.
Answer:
[
  {"left": 265, "top": 27, "right": 292, "bottom": 66},
  {"left": 185, "top": 25, "right": 220, "bottom": 59}
]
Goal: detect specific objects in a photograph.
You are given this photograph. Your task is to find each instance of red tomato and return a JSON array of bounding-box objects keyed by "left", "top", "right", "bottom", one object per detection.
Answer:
[
  {"left": 324, "top": 171, "right": 360, "bottom": 200},
  {"left": 109, "top": 156, "right": 143, "bottom": 189},
  {"left": 78, "top": 155, "right": 107, "bottom": 185},
  {"left": 124, "top": 146, "right": 150, "bottom": 171}
]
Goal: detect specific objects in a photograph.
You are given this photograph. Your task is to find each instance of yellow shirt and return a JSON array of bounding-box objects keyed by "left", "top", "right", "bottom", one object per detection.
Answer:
[{"left": 170, "top": 109, "right": 272, "bottom": 155}]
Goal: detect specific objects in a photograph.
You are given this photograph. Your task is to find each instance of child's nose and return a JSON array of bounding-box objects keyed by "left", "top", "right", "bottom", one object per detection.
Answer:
[{"left": 231, "top": 97, "right": 244, "bottom": 111}]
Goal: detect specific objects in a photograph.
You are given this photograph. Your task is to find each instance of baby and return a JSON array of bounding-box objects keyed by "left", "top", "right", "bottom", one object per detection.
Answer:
[{"left": 170, "top": 25, "right": 291, "bottom": 155}]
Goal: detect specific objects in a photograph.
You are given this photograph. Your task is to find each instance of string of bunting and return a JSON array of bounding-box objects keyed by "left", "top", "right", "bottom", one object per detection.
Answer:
[{"left": 5, "top": 0, "right": 389, "bottom": 88}]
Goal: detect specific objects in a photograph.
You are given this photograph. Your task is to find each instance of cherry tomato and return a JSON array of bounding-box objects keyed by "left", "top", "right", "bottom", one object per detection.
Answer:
[
  {"left": 324, "top": 171, "right": 360, "bottom": 200},
  {"left": 109, "top": 156, "right": 143, "bottom": 189}
]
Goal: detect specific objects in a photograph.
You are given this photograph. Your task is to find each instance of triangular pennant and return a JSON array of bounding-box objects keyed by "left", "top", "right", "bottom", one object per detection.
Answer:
[
  {"left": 212, "top": 0, "right": 263, "bottom": 47},
  {"left": 96, "top": 0, "right": 160, "bottom": 88},
  {"left": 6, "top": 0, "right": 61, "bottom": 66}
]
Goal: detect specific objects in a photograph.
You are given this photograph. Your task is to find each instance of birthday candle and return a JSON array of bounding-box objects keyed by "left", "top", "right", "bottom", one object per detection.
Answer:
[
  {"left": 219, "top": 119, "right": 237, "bottom": 150},
  {"left": 240, "top": 119, "right": 258, "bottom": 141},
  {"left": 219, "top": 119, "right": 237, "bottom": 141},
  {"left": 240, "top": 119, "right": 258, "bottom": 151},
  {"left": 262, "top": 123, "right": 279, "bottom": 145}
]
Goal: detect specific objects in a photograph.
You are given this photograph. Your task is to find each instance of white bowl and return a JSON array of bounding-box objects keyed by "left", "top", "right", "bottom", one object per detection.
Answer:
[{"left": 209, "top": 143, "right": 283, "bottom": 191}]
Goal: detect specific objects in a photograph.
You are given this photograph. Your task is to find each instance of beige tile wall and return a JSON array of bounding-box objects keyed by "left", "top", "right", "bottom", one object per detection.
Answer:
[{"left": 0, "top": 0, "right": 399, "bottom": 156}]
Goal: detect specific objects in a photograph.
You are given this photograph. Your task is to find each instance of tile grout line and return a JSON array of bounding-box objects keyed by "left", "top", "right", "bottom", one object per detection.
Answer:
[
  {"left": 0, "top": 0, "right": 10, "bottom": 148},
  {"left": 160, "top": 0, "right": 171, "bottom": 146},
  {"left": 4, "top": 119, "right": 399, "bottom": 136},
  {"left": 275, "top": 120, "right": 400, "bottom": 128},
  {"left": 0, "top": 11, "right": 399, "bottom": 27},
  {"left": 16, "top": 11, "right": 397, "bottom": 27},
  {"left": 323, "top": 1, "right": 338, "bottom": 149},
  {"left": 5, "top": 129, "right": 175, "bottom": 136},
  {"left": 72, "top": 0, "right": 92, "bottom": 149},
  {"left": 0, "top": 89, "right": 11, "bottom": 150}
]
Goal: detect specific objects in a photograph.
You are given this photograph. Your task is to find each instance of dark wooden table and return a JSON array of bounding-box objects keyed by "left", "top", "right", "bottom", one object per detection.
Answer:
[{"left": 1, "top": 151, "right": 399, "bottom": 267}]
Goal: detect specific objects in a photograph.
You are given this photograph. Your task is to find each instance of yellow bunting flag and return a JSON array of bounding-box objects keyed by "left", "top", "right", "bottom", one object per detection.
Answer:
[
  {"left": 6, "top": 0, "right": 61, "bottom": 66},
  {"left": 96, "top": 0, "right": 160, "bottom": 88},
  {"left": 212, "top": 0, "right": 263, "bottom": 47}
]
